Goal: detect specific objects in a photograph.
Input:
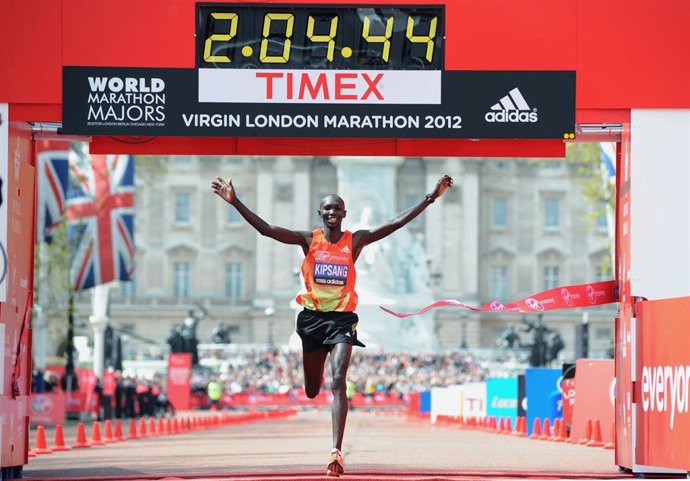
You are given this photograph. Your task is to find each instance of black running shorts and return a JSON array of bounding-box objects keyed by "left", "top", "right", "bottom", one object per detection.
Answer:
[{"left": 296, "top": 308, "right": 366, "bottom": 352}]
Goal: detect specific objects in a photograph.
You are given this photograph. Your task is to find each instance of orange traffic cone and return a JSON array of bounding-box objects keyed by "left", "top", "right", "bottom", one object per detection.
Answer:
[
  {"left": 128, "top": 418, "right": 139, "bottom": 439},
  {"left": 580, "top": 419, "right": 592, "bottom": 444},
  {"left": 529, "top": 418, "right": 542, "bottom": 439},
  {"left": 72, "top": 422, "right": 91, "bottom": 449},
  {"left": 90, "top": 421, "right": 105, "bottom": 446},
  {"left": 504, "top": 416, "right": 513, "bottom": 434},
  {"left": 167, "top": 418, "right": 174, "bottom": 434},
  {"left": 51, "top": 425, "right": 70, "bottom": 451},
  {"left": 149, "top": 418, "right": 157, "bottom": 437},
  {"left": 552, "top": 419, "right": 564, "bottom": 442},
  {"left": 496, "top": 416, "right": 504, "bottom": 433},
  {"left": 158, "top": 417, "right": 166, "bottom": 435},
  {"left": 516, "top": 416, "right": 527, "bottom": 436},
  {"left": 603, "top": 420, "right": 615, "bottom": 449},
  {"left": 138, "top": 418, "right": 148, "bottom": 437},
  {"left": 103, "top": 419, "right": 115, "bottom": 443},
  {"left": 114, "top": 419, "right": 125, "bottom": 441},
  {"left": 557, "top": 419, "right": 568, "bottom": 442},
  {"left": 539, "top": 418, "right": 552, "bottom": 440},
  {"left": 33, "top": 426, "right": 53, "bottom": 455},
  {"left": 586, "top": 419, "right": 605, "bottom": 447}
]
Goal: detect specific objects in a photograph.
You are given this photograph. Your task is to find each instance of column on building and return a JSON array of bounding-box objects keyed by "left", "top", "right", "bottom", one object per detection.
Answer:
[
  {"left": 424, "top": 157, "right": 444, "bottom": 298},
  {"left": 460, "top": 158, "right": 481, "bottom": 303},
  {"left": 251, "top": 157, "right": 276, "bottom": 343},
  {"left": 460, "top": 158, "right": 482, "bottom": 348}
]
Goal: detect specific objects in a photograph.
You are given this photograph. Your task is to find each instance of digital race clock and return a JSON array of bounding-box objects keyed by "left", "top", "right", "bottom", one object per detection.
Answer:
[{"left": 196, "top": 4, "right": 445, "bottom": 70}]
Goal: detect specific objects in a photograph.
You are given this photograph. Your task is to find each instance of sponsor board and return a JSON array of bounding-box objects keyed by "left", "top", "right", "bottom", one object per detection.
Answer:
[
  {"left": 0, "top": 103, "right": 8, "bottom": 302},
  {"left": 637, "top": 297, "right": 690, "bottom": 470},
  {"left": 167, "top": 353, "right": 192, "bottom": 411},
  {"left": 569, "top": 359, "right": 614, "bottom": 445},
  {"left": 486, "top": 378, "right": 518, "bottom": 426},
  {"left": 63, "top": 67, "right": 575, "bottom": 139},
  {"left": 525, "top": 368, "right": 562, "bottom": 435},
  {"left": 0, "top": 323, "right": 4, "bottom": 395}
]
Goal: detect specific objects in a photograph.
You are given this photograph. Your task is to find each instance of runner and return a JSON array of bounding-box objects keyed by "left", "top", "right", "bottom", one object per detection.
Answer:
[{"left": 211, "top": 173, "right": 453, "bottom": 476}]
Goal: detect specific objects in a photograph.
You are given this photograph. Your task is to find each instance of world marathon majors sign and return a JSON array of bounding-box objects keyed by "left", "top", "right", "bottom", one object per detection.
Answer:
[{"left": 62, "top": 66, "right": 575, "bottom": 139}]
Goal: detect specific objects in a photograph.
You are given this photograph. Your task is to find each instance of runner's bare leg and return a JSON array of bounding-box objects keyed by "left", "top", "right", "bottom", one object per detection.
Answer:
[
  {"left": 329, "top": 343, "right": 353, "bottom": 450},
  {"left": 303, "top": 348, "right": 329, "bottom": 398}
]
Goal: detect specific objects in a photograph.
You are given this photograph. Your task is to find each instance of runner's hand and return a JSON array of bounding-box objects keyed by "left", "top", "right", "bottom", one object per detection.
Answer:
[
  {"left": 211, "top": 177, "right": 236, "bottom": 204},
  {"left": 431, "top": 174, "right": 454, "bottom": 199}
]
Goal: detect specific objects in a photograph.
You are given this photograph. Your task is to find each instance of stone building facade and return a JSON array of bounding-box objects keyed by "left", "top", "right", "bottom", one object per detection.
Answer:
[{"left": 103, "top": 154, "right": 615, "bottom": 359}]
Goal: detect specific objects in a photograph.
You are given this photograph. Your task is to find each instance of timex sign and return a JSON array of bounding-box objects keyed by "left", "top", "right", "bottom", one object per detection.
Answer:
[{"left": 62, "top": 67, "right": 575, "bottom": 139}]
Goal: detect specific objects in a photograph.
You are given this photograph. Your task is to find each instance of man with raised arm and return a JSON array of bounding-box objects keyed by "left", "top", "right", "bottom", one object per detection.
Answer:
[{"left": 211, "top": 172, "right": 453, "bottom": 477}]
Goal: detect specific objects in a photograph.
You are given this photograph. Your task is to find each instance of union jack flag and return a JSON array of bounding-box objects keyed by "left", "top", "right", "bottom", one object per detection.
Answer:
[
  {"left": 66, "top": 144, "right": 135, "bottom": 290},
  {"left": 36, "top": 140, "right": 70, "bottom": 244}
]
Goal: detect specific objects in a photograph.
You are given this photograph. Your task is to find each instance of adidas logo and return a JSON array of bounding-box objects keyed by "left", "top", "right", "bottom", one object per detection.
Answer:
[
  {"left": 341, "top": 246, "right": 350, "bottom": 253},
  {"left": 485, "top": 87, "right": 538, "bottom": 123}
]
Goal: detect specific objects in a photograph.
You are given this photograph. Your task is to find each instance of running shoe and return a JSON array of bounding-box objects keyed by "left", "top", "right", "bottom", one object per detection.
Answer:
[{"left": 326, "top": 448, "right": 344, "bottom": 477}]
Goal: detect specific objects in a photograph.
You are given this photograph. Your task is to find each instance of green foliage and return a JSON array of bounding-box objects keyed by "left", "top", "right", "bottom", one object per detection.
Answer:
[
  {"left": 135, "top": 155, "right": 167, "bottom": 187},
  {"left": 34, "top": 222, "right": 72, "bottom": 337},
  {"left": 564, "top": 143, "right": 615, "bottom": 274}
]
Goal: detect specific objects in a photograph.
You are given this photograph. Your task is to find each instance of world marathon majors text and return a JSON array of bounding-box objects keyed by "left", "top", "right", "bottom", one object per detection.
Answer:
[{"left": 180, "top": 113, "right": 462, "bottom": 130}]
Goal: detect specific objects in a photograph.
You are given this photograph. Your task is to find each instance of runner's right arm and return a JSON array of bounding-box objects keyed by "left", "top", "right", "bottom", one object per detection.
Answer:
[{"left": 211, "top": 176, "right": 311, "bottom": 252}]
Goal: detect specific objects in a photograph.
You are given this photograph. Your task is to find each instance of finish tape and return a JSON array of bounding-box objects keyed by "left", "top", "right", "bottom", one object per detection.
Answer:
[{"left": 380, "top": 280, "right": 618, "bottom": 318}]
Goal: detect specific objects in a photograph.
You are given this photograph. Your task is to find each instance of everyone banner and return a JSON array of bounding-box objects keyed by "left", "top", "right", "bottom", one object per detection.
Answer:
[
  {"left": 380, "top": 280, "right": 618, "bottom": 318},
  {"left": 637, "top": 297, "right": 690, "bottom": 470}
]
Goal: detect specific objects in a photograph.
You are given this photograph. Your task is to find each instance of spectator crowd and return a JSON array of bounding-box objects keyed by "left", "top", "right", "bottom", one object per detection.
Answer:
[{"left": 191, "top": 349, "right": 525, "bottom": 400}]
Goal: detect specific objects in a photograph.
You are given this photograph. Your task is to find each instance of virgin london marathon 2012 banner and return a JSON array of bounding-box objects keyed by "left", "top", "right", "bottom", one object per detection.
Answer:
[{"left": 62, "top": 67, "right": 575, "bottom": 139}]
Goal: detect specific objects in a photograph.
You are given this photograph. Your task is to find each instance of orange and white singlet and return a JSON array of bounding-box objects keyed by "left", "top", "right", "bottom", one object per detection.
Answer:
[{"left": 295, "top": 229, "right": 358, "bottom": 312}]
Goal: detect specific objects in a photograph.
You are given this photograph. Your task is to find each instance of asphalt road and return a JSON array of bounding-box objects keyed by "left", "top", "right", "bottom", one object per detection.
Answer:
[{"left": 23, "top": 410, "right": 627, "bottom": 481}]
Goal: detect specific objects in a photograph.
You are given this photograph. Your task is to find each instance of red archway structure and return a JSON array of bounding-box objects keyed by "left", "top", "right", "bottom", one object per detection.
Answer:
[{"left": 1, "top": 0, "right": 689, "bottom": 474}]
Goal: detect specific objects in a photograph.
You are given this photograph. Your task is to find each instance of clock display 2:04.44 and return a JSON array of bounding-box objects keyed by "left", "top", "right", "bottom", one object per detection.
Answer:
[{"left": 197, "top": 5, "right": 444, "bottom": 70}]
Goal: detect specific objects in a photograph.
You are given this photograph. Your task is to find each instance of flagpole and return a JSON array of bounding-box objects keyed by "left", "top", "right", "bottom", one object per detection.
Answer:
[
  {"left": 90, "top": 283, "right": 110, "bottom": 382},
  {"left": 32, "top": 242, "right": 49, "bottom": 371},
  {"left": 63, "top": 289, "right": 78, "bottom": 392}
]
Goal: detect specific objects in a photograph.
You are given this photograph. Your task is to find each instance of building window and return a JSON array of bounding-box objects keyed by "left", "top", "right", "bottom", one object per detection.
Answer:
[
  {"left": 120, "top": 278, "right": 137, "bottom": 298},
  {"left": 171, "top": 155, "right": 192, "bottom": 165},
  {"left": 543, "top": 265, "right": 560, "bottom": 290},
  {"left": 492, "top": 196, "right": 508, "bottom": 228},
  {"left": 544, "top": 196, "right": 560, "bottom": 229},
  {"left": 543, "top": 160, "right": 563, "bottom": 170},
  {"left": 491, "top": 160, "right": 510, "bottom": 172},
  {"left": 225, "top": 262, "right": 244, "bottom": 300},
  {"left": 489, "top": 265, "right": 509, "bottom": 301},
  {"left": 227, "top": 204, "right": 242, "bottom": 225},
  {"left": 594, "top": 262, "right": 610, "bottom": 282},
  {"left": 173, "top": 262, "right": 191, "bottom": 298},
  {"left": 596, "top": 327, "right": 612, "bottom": 340},
  {"left": 175, "top": 193, "right": 191, "bottom": 224}
]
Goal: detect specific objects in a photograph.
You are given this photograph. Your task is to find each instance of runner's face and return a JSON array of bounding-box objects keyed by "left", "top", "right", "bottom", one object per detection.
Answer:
[{"left": 319, "top": 196, "right": 346, "bottom": 228}]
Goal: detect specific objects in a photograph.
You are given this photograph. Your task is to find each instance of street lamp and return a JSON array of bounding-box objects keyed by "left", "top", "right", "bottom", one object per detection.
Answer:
[
  {"left": 264, "top": 307, "right": 275, "bottom": 347},
  {"left": 460, "top": 310, "right": 468, "bottom": 349}
]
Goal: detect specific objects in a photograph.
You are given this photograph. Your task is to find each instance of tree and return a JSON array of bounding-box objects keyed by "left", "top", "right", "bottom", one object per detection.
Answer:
[{"left": 564, "top": 143, "right": 616, "bottom": 276}]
